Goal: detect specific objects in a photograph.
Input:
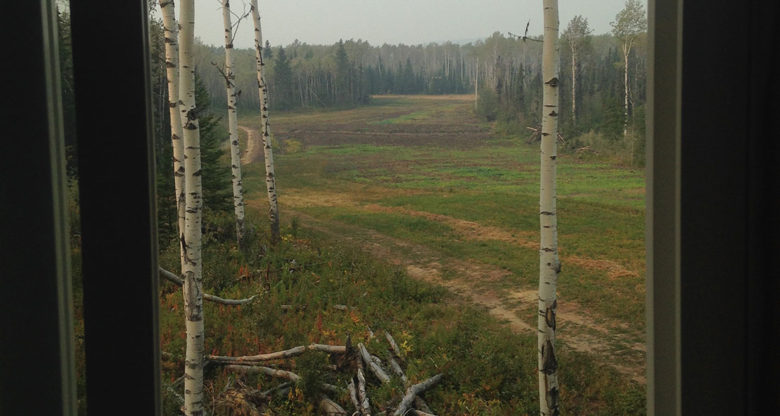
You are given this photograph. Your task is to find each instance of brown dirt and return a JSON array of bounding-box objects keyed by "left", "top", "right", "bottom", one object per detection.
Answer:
[
  {"left": 264, "top": 201, "right": 646, "bottom": 384},
  {"left": 279, "top": 190, "right": 639, "bottom": 283},
  {"left": 239, "top": 125, "right": 263, "bottom": 164}
]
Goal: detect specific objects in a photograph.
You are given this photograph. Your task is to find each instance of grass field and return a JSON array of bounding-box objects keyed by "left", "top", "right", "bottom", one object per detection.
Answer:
[{"left": 161, "top": 94, "right": 647, "bottom": 414}]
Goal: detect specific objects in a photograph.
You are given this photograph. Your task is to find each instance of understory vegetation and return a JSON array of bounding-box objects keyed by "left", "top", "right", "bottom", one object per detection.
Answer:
[{"left": 154, "top": 212, "right": 644, "bottom": 415}]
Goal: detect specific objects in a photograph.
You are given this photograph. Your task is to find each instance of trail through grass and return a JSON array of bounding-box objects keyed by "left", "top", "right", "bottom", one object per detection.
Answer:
[{"left": 233, "top": 94, "right": 646, "bottom": 412}]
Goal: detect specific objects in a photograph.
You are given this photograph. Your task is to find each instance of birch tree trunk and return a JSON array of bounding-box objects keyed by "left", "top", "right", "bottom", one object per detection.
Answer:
[
  {"left": 538, "top": 0, "right": 561, "bottom": 414},
  {"left": 250, "top": 0, "right": 281, "bottom": 244},
  {"left": 159, "top": 0, "right": 185, "bottom": 264},
  {"left": 570, "top": 48, "right": 577, "bottom": 125},
  {"left": 221, "top": 0, "right": 246, "bottom": 248},
  {"left": 179, "top": 0, "right": 205, "bottom": 413},
  {"left": 623, "top": 42, "right": 630, "bottom": 137}
]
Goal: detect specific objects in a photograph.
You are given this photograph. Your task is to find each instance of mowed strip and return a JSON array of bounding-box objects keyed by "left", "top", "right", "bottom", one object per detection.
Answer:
[{"left": 253, "top": 198, "right": 646, "bottom": 384}]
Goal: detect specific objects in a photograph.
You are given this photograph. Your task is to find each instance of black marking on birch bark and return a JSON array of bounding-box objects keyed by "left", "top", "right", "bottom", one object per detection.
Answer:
[
  {"left": 541, "top": 340, "right": 557, "bottom": 374},
  {"left": 541, "top": 132, "right": 550, "bottom": 136},
  {"left": 549, "top": 111, "right": 558, "bottom": 117},
  {"left": 184, "top": 123, "right": 197, "bottom": 130},
  {"left": 545, "top": 300, "right": 557, "bottom": 330},
  {"left": 192, "top": 169, "right": 202, "bottom": 176},
  {"left": 546, "top": 387, "right": 560, "bottom": 415},
  {"left": 545, "top": 77, "right": 559, "bottom": 87},
  {"left": 169, "top": 101, "right": 177, "bottom": 108},
  {"left": 550, "top": 155, "right": 556, "bottom": 160},
  {"left": 554, "top": 262, "right": 562, "bottom": 274},
  {"left": 540, "top": 211, "right": 555, "bottom": 215},
  {"left": 166, "top": 61, "right": 175, "bottom": 68},
  {"left": 232, "top": 140, "right": 238, "bottom": 146},
  {"left": 541, "top": 247, "right": 555, "bottom": 252},
  {"left": 226, "top": 43, "right": 233, "bottom": 49}
]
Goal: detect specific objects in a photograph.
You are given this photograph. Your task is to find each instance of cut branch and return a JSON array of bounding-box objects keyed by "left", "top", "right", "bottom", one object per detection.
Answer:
[
  {"left": 208, "top": 344, "right": 346, "bottom": 364},
  {"left": 319, "top": 397, "right": 348, "bottom": 415},
  {"left": 392, "top": 374, "right": 444, "bottom": 416},
  {"left": 226, "top": 365, "right": 300, "bottom": 382},
  {"left": 358, "top": 343, "right": 390, "bottom": 384},
  {"left": 356, "top": 356, "right": 371, "bottom": 416},
  {"left": 159, "top": 267, "right": 257, "bottom": 305},
  {"left": 348, "top": 380, "right": 361, "bottom": 414},
  {"left": 385, "top": 332, "right": 404, "bottom": 362}
]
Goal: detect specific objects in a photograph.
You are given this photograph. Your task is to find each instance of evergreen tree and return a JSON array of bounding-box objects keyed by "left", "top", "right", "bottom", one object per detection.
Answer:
[{"left": 273, "top": 46, "right": 294, "bottom": 110}]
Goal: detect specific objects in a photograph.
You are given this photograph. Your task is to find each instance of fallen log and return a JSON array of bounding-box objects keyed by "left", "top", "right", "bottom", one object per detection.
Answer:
[
  {"left": 159, "top": 267, "right": 257, "bottom": 305},
  {"left": 356, "top": 356, "right": 372, "bottom": 416},
  {"left": 226, "top": 365, "right": 300, "bottom": 382},
  {"left": 208, "top": 344, "right": 347, "bottom": 364},
  {"left": 387, "top": 356, "right": 407, "bottom": 384},
  {"left": 224, "top": 365, "right": 343, "bottom": 395},
  {"left": 358, "top": 343, "right": 390, "bottom": 384},
  {"left": 392, "top": 374, "right": 443, "bottom": 416},
  {"left": 348, "top": 380, "right": 361, "bottom": 415},
  {"left": 319, "top": 396, "right": 348, "bottom": 416},
  {"left": 384, "top": 332, "right": 404, "bottom": 361}
]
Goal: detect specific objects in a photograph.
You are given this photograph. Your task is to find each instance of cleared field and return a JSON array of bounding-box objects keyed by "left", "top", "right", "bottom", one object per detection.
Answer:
[{"left": 238, "top": 94, "right": 646, "bottom": 407}]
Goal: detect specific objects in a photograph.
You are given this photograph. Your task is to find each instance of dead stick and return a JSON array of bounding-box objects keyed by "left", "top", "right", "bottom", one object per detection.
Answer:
[
  {"left": 319, "top": 396, "right": 348, "bottom": 415},
  {"left": 225, "top": 365, "right": 342, "bottom": 394},
  {"left": 392, "top": 374, "right": 443, "bottom": 416},
  {"left": 348, "top": 380, "right": 361, "bottom": 414},
  {"left": 356, "top": 356, "right": 371, "bottom": 416},
  {"left": 159, "top": 267, "right": 256, "bottom": 305},
  {"left": 226, "top": 365, "right": 300, "bottom": 382},
  {"left": 208, "top": 344, "right": 346, "bottom": 364},
  {"left": 385, "top": 332, "right": 404, "bottom": 361},
  {"left": 387, "top": 356, "right": 407, "bottom": 384},
  {"left": 358, "top": 343, "right": 390, "bottom": 384}
]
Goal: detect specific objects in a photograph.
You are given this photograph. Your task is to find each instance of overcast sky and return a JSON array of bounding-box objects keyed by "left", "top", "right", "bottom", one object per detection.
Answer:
[{"left": 169, "top": 0, "right": 632, "bottom": 49}]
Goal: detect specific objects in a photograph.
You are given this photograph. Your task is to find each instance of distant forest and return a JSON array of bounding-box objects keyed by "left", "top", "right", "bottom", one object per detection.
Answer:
[{"left": 147, "top": 26, "right": 646, "bottom": 152}]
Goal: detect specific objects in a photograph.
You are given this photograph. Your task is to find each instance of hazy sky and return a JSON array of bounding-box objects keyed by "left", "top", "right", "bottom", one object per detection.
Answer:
[{"left": 173, "top": 0, "right": 631, "bottom": 49}]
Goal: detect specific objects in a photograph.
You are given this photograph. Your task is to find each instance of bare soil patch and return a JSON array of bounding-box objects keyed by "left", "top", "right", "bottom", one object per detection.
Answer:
[{"left": 267, "top": 203, "right": 646, "bottom": 383}]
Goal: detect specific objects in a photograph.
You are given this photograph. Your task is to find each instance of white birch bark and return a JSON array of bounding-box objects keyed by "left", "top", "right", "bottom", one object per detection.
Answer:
[
  {"left": 221, "top": 0, "right": 246, "bottom": 248},
  {"left": 249, "top": 0, "right": 281, "bottom": 244},
  {"left": 159, "top": 0, "right": 186, "bottom": 262},
  {"left": 570, "top": 47, "right": 577, "bottom": 125},
  {"left": 538, "top": 0, "right": 561, "bottom": 415},
  {"left": 178, "top": 0, "right": 205, "bottom": 414},
  {"left": 623, "top": 42, "right": 630, "bottom": 137}
]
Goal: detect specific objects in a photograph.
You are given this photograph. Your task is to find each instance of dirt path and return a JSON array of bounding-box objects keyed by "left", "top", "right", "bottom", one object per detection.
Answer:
[
  {"left": 254, "top": 196, "right": 646, "bottom": 383},
  {"left": 239, "top": 125, "right": 263, "bottom": 164}
]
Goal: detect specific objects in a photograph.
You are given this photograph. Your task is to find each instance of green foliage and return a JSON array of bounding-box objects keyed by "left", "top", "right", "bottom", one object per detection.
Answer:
[
  {"left": 295, "top": 352, "right": 329, "bottom": 402},
  {"left": 476, "top": 87, "right": 499, "bottom": 121},
  {"left": 272, "top": 46, "right": 294, "bottom": 110}
]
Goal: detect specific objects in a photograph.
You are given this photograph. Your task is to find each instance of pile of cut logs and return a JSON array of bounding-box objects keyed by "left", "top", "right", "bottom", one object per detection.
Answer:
[{"left": 203, "top": 331, "right": 442, "bottom": 415}]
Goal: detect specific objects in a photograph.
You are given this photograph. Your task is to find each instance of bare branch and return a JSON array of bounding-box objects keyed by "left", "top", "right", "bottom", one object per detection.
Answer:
[
  {"left": 208, "top": 344, "right": 347, "bottom": 364},
  {"left": 392, "top": 374, "right": 444, "bottom": 416},
  {"left": 159, "top": 267, "right": 257, "bottom": 305},
  {"left": 358, "top": 343, "right": 390, "bottom": 384}
]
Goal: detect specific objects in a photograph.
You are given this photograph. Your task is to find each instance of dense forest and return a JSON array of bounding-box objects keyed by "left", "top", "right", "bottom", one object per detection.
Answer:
[{"left": 165, "top": 29, "right": 647, "bottom": 163}]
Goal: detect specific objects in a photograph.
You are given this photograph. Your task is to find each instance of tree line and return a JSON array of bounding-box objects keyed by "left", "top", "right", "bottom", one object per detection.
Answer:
[{"left": 182, "top": 8, "right": 646, "bottom": 163}]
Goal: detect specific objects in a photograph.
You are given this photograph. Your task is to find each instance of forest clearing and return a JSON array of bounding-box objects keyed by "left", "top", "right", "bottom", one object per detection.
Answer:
[{"left": 154, "top": 94, "right": 645, "bottom": 414}]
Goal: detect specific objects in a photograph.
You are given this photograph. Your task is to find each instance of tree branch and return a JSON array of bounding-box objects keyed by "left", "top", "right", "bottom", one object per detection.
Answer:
[
  {"left": 208, "top": 344, "right": 347, "bottom": 364},
  {"left": 392, "top": 374, "right": 444, "bottom": 416},
  {"left": 159, "top": 267, "right": 257, "bottom": 305}
]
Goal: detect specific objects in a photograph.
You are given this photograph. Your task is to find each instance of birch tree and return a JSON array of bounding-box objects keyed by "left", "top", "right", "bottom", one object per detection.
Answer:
[
  {"left": 538, "top": 0, "right": 561, "bottom": 414},
  {"left": 611, "top": 0, "right": 646, "bottom": 137},
  {"left": 179, "top": 0, "right": 205, "bottom": 413},
  {"left": 561, "top": 15, "right": 592, "bottom": 126},
  {"left": 250, "top": 0, "right": 281, "bottom": 244},
  {"left": 159, "top": 0, "right": 186, "bottom": 266},
  {"left": 221, "top": 0, "right": 246, "bottom": 248}
]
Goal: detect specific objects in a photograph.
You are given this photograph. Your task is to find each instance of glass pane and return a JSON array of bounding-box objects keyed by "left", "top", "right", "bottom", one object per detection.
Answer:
[{"left": 151, "top": 1, "right": 647, "bottom": 414}]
